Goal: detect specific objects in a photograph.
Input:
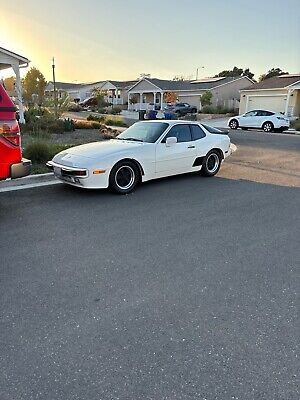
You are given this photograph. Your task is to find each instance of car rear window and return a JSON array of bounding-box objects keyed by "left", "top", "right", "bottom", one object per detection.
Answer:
[{"left": 202, "top": 124, "right": 224, "bottom": 134}]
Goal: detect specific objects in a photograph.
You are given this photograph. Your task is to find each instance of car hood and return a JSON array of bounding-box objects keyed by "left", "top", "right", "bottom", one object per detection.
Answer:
[{"left": 57, "top": 139, "right": 144, "bottom": 160}]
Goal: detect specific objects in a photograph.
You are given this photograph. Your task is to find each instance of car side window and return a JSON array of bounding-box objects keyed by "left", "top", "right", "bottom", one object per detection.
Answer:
[
  {"left": 244, "top": 111, "right": 257, "bottom": 117},
  {"left": 190, "top": 125, "right": 206, "bottom": 140},
  {"left": 162, "top": 125, "right": 192, "bottom": 143}
]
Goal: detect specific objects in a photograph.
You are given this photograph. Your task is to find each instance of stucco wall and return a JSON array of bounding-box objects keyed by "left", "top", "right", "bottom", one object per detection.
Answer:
[{"left": 210, "top": 77, "right": 253, "bottom": 109}]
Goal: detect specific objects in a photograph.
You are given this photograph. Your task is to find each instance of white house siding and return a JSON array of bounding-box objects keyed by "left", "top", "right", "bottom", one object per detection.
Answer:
[{"left": 128, "top": 80, "right": 160, "bottom": 92}]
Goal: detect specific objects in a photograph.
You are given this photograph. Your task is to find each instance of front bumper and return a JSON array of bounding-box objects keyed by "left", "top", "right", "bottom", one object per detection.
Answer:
[{"left": 11, "top": 158, "right": 32, "bottom": 179}]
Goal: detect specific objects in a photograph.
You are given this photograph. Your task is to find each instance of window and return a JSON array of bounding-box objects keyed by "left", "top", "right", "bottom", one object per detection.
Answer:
[
  {"left": 190, "top": 124, "right": 206, "bottom": 140},
  {"left": 244, "top": 111, "right": 258, "bottom": 117},
  {"left": 202, "top": 124, "right": 224, "bottom": 134},
  {"left": 257, "top": 110, "right": 274, "bottom": 116},
  {"left": 162, "top": 124, "right": 192, "bottom": 143}
]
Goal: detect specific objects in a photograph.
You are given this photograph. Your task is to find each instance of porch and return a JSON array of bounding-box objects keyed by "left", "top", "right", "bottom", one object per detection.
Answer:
[
  {"left": 127, "top": 91, "right": 167, "bottom": 111},
  {"left": 0, "top": 47, "right": 30, "bottom": 123}
]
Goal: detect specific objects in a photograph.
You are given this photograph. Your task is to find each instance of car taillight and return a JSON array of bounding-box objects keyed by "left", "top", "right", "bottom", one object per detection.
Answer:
[{"left": 0, "top": 120, "right": 21, "bottom": 146}]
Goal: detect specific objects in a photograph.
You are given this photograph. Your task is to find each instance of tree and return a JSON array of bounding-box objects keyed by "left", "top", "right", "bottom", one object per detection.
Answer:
[
  {"left": 92, "top": 88, "right": 108, "bottom": 107},
  {"left": 201, "top": 91, "right": 213, "bottom": 107},
  {"left": 173, "top": 75, "right": 186, "bottom": 81},
  {"left": 215, "top": 66, "right": 254, "bottom": 80},
  {"left": 3, "top": 76, "right": 16, "bottom": 92},
  {"left": 164, "top": 92, "right": 177, "bottom": 103},
  {"left": 259, "top": 68, "right": 289, "bottom": 82},
  {"left": 22, "top": 67, "right": 47, "bottom": 104}
]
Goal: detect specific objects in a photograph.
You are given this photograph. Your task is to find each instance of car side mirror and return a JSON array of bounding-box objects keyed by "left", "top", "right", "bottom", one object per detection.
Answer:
[{"left": 165, "top": 137, "right": 177, "bottom": 146}]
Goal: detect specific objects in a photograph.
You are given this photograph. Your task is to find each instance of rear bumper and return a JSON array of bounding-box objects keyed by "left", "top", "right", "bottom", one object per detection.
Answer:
[{"left": 11, "top": 158, "right": 32, "bottom": 179}]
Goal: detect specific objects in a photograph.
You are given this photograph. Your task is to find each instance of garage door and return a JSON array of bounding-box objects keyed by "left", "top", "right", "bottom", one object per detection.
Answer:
[{"left": 248, "top": 95, "right": 286, "bottom": 113}]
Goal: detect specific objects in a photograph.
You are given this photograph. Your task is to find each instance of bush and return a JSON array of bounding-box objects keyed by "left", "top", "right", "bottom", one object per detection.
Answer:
[
  {"left": 107, "top": 106, "right": 122, "bottom": 115},
  {"left": 73, "top": 120, "right": 104, "bottom": 129},
  {"left": 23, "top": 141, "right": 51, "bottom": 163},
  {"left": 291, "top": 119, "right": 300, "bottom": 131},
  {"left": 87, "top": 114, "right": 105, "bottom": 123},
  {"left": 104, "top": 117, "right": 127, "bottom": 127},
  {"left": 23, "top": 141, "right": 72, "bottom": 164}
]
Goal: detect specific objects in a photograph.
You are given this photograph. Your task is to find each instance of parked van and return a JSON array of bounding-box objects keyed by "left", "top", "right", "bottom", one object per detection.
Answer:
[{"left": 0, "top": 84, "right": 31, "bottom": 180}]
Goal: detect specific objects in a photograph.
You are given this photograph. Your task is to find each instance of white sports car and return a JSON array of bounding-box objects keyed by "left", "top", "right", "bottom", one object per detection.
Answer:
[{"left": 47, "top": 120, "right": 231, "bottom": 194}]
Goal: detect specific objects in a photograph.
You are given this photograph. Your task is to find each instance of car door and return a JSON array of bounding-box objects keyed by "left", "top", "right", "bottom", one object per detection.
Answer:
[
  {"left": 240, "top": 110, "right": 258, "bottom": 127},
  {"left": 155, "top": 124, "right": 197, "bottom": 175},
  {"left": 190, "top": 124, "right": 212, "bottom": 158}
]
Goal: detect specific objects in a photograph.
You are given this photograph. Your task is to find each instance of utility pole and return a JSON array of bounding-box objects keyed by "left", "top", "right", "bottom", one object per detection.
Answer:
[{"left": 52, "top": 57, "right": 57, "bottom": 118}]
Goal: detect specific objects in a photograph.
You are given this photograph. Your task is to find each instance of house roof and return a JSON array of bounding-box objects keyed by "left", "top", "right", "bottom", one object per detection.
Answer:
[
  {"left": 242, "top": 75, "right": 300, "bottom": 91},
  {"left": 129, "top": 76, "right": 252, "bottom": 92},
  {"left": 0, "top": 46, "right": 30, "bottom": 70},
  {"left": 109, "top": 80, "right": 138, "bottom": 89},
  {"left": 46, "top": 81, "right": 86, "bottom": 91}
]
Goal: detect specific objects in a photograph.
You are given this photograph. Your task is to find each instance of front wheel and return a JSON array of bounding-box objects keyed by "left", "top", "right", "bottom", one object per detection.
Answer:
[
  {"left": 229, "top": 119, "right": 239, "bottom": 130},
  {"left": 109, "top": 161, "right": 139, "bottom": 194},
  {"left": 201, "top": 150, "right": 222, "bottom": 177},
  {"left": 262, "top": 121, "right": 274, "bottom": 133}
]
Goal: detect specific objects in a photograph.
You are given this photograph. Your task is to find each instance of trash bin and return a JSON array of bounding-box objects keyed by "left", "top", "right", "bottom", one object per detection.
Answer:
[
  {"left": 148, "top": 110, "right": 157, "bottom": 120},
  {"left": 138, "top": 110, "right": 146, "bottom": 120},
  {"left": 164, "top": 112, "right": 173, "bottom": 120}
]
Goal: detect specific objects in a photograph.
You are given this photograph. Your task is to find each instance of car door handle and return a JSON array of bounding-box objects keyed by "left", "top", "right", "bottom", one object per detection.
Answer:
[{"left": 187, "top": 145, "right": 195, "bottom": 149}]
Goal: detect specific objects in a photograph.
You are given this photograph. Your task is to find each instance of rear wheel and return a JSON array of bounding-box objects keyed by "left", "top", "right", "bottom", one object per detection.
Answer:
[
  {"left": 109, "top": 160, "right": 139, "bottom": 194},
  {"left": 201, "top": 150, "right": 222, "bottom": 177},
  {"left": 229, "top": 119, "right": 239, "bottom": 130},
  {"left": 262, "top": 121, "right": 274, "bottom": 133},
  {"left": 191, "top": 108, "right": 197, "bottom": 114}
]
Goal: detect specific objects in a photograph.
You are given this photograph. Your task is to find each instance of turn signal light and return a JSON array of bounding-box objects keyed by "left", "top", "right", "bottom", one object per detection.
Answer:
[{"left": 93, "top": 169, "right": 106, "bottom": 174}]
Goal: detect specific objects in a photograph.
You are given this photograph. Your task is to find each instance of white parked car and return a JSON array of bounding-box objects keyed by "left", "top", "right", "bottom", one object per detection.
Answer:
[
  {"left": 228, "top": 110, "right": 290, "bottom": 132},
  {"left": 47, "top": 121, "right": 231, "bottom": 194}
]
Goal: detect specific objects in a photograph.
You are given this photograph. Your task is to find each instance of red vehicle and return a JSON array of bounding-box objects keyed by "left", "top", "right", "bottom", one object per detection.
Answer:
[{"left": 0, "top": 83, "right": 31, "bottom": 180}]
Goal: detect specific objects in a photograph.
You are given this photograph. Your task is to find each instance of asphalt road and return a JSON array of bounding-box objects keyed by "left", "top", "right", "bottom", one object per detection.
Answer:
[{"left": 1, "top": 131, "right": 299, "bottom": 400}]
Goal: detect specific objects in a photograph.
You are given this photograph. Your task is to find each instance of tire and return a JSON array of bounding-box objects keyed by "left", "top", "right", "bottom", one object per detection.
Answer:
[
  {"left": 229, "top": 119, "right": 239, "bottom": 130},
  {"left": 201, "top": 150, "right": 222, "bottom": 177},
  {"left": 191, "top": 108, "right": 197, "bottom": 114},
  {"left": 109, "top": 160, "right": 139, "bottom": 194},
  {"left": 262, "top": 121, "right": 274, "bottom": 133}
]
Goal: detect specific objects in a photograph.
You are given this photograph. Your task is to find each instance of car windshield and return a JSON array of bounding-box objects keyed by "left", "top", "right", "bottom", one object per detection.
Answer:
[{"left": 116, "top": 122, "right": 169, "bottom": 143}]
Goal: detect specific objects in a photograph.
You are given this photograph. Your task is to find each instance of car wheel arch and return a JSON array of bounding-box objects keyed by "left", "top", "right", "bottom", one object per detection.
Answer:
[
  {"left": 209, "top": 148, "right": 224, "bottom": 160},
  {"left": 111, "top": 158, "right": 144, "bottom": 179}
]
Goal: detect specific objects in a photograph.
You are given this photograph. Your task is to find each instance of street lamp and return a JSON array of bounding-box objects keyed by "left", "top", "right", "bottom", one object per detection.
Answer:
[{"left": 196, "top": 66, "right": 205, "bottom": 81}]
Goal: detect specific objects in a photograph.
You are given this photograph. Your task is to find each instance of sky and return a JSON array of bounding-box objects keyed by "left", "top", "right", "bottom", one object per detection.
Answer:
[{"left": 0, "top": 0, "right": 299, "bottom": 82}]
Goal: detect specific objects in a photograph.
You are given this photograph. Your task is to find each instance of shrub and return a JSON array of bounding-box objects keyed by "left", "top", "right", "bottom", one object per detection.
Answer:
[
  {"left": 23, "top": 141, "right": 72, "bottom": 164},
  {"left": 201, "top": 91, "right": 213, "bottom": 107},
  {"left": 23, "top": 141, "right": 51, "bottom": 163},
  {"left": 73, "top": 120, "right": 104, "bottom": 129},
  {"left": 108, "top": 106, "right": 122, "bottom": 115},
  {"left": 291, "top": 119, "right": 300, "bottom": 131},
  {"left": 104, "top": 117, "right": 127, "bottom": 127},
  {"left": 87, "top": 114, "right": 105, "bottom": 123}
]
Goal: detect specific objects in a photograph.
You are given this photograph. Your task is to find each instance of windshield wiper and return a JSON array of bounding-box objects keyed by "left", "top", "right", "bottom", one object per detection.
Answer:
[{"left": 122, "top": 137, "right": 144, "bottom": 142}]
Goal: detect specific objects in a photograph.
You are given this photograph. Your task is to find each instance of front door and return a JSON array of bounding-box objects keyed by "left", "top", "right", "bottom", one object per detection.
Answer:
[{"left": 155, "top": 124, "right": 196, "bottom": 174}]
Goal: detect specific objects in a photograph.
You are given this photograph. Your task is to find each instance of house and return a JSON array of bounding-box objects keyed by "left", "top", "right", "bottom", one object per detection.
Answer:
[
  {"left": 239, "top": 74, "right": 300, "bottom": 118},
  {"left": 126, "top": 76, "right": 254, "bottom": 111},
  {"left": 0, "top": 47, "right": 30, "bottom": 123},
  {"left": 45, "top": 81, "right": 105, "bottom": 102},
  {"left": 45, "top": 80, "right": 138, "bottom": 105}
]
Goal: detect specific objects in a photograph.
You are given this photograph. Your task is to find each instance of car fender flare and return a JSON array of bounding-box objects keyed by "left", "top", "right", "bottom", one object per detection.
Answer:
[{"left": 111, "top": 158, "right": 145, "bottom": 178}]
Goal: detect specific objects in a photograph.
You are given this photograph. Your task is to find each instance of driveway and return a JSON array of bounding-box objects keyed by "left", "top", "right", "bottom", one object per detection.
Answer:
[{"left": 0, "top": 131, "right": 299, "bottom": 400}]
